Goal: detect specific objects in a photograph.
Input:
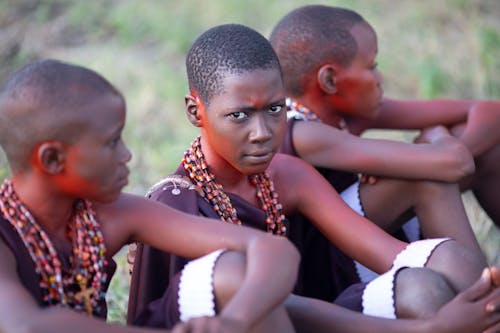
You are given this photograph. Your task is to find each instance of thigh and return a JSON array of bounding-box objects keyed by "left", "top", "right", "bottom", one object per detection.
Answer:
[{"left": 358, "top": 178, "right": 416, "bottom": 232}]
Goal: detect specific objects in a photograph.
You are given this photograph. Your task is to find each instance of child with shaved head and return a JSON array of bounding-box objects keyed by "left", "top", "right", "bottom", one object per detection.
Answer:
[
  {"left": 268, "top": 4, "right": 495, "bottom": 295},
  {"left": 0, "top": 59, "right": 301, "bottom": 333},
  {"left": 270, "top": 5, "right": 500, "bottom": 229},
  {"left": 128, "top": 24, "right": 500, "bottom": 332}
]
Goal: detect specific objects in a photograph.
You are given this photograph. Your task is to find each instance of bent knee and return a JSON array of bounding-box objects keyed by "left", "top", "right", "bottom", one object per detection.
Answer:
[
  {"left": 213, "top": 251, "right": 247, "bottom": 310},
  {"left": 426, "top": 240, "right": 486, "bottom": 291},
  {"left": 395, "top": 267, "right": 454, "bottom": 318}
]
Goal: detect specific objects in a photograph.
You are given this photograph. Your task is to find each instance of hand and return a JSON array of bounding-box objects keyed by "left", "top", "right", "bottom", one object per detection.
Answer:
[
  {"left": 360, "top": 174, "right": 378, "bottom": 185},
  {"left": 431, "top": 268, "right": 500, "bottom": 333},
  {"left": 414, "top": 125, "right": 452, "bottom": 144},
  {"left": 491, "top": 266, "right": 500, "bottom": 288},
  {"left": 170, "top": 316, "right": 249, "bottom": 333},
  {"left": 449, "top": 122, "right": 466, "bottom": 138}
]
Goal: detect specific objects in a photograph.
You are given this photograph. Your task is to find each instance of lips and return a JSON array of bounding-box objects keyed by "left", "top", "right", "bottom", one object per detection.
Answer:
[
  {"left": 244, "top": 150, "right": 274, "bottom": 164},
  {"left": 117, "top": 169, "right": 130, "bottom": 187}
]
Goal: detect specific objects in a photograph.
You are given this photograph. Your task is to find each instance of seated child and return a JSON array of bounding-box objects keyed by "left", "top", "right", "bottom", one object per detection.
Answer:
[
  {"left": 128, "top": 23, "right": 500, "bottom": 332},
  {"left": 270, "top": 5, "right": 500, "bottom": 229},
  {"left": 0, "top": 59, "right": 301, "bottom": 333},
  {"left": 269, "top": 4, "right": 492, "bottom": 288}
]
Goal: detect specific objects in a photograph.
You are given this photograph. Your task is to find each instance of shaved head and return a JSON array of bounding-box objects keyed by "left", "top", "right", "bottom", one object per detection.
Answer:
[
  {"left": 0, "top": 59, "right": 123, "bottom": 171},
  {"left": 186, "top": 24, "right": 281, "bottom": 105},
  {"left": 270, "top": 5, "right": 367, "bottom": 96}
]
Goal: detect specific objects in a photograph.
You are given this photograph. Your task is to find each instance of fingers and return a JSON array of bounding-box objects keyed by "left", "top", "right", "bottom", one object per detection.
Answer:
[
  {"left": 483, "top": 318, "right": 500, "bottom": 333},
  {"left": 490, "top": 267, "right": 500, "bottom": 287},
  {"left": 171, "top": 322, "right": 189, "bottom": 333},
  {"left": 360, "top": 175, "right": 377, "bottom": 185},
  {"left": 486, "top": 287, "right": 500, "bottom": 314},
  {"left": 461, "top": 268, "right": 492, "bottom": 302},
  {"left": 171, "top": 317, "right": 229, "bottom": 333}
]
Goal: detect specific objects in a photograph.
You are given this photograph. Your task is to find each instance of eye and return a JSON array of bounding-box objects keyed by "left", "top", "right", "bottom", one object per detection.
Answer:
[
  {"left": 269, "top": 104, "right": 284, "bottom": 114},
  {"left": 227, "top": 111, "right": 248, "bottom": 120},
  {"left": 370, "top": 62, "right": 378, "bottom": 70},
  {"left": 110, "top": 135, "right": 121, "bottom": 148}
]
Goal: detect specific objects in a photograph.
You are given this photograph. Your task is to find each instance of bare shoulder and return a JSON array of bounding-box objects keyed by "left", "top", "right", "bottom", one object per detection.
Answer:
[
  {"left": 268, "top": 153, "right": 320, "bottom": 208},
  {"left": 269, "top": 153, "right": 314, "bottom": 177},
  {"left": 93, "top": 192, "right": 147, "bottom": 223},
  {"left": 92, "top": 193, "right": 151, "bottom": 255},
  {"left": 293, "top": 119, "right": 346, "bottom": 137}
]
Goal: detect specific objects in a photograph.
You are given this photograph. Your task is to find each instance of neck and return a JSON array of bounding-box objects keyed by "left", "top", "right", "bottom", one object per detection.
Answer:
[
  {"left": 293, "top": 92, "right": 347, "bottom": 129},
  {"left": 184, "top": 136, "right": 287, "bottom": 235},
  {"left": 11, "top": 173, "right": 76, "bottom": 236}
]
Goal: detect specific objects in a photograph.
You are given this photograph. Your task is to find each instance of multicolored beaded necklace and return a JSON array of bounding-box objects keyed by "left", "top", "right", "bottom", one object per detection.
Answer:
[
  {"left": 0, "top": 179, "right": 108, "bottom": 316},
  {"left": 286, "top": 98, "right": 348, "bottom": 131},
  {"left": 182, "top": 137, "right": 287, "bottom": 236}
]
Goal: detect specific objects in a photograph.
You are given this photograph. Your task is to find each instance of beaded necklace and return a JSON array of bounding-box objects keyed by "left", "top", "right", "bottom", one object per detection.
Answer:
[
  {"left": 286, "top": 98, "right": 348, "bottom": 131},
  {"left": 182, "top": 137, "right": 287, "bottom": 236},
  {"left": 0, "top": 179, "right": 108, "bottom": 316}
]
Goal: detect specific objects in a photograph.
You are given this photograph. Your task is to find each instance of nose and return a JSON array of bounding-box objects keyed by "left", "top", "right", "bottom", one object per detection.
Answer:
[{"left": 249, "top": 113, "right": 272, "bottom": 144}]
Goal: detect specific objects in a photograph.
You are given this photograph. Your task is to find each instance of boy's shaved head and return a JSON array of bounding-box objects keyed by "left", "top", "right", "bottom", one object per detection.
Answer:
[
  {"left": 186, "top": 24, "right": 282, "bottom": 105},
  {"left": 0, "top": 59, "right": 123, "bottom": 171},
  {"left": 269, "top": 5, "right": 366, "bottom": 96}
]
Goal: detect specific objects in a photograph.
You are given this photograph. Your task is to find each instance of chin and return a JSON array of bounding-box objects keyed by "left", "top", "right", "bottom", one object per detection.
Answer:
[
  {"left": 244, "top": 163, "right": 271, "bottom": 175},
  {"left": 94, "top": 187, "right": 124, "bottom": 204}
]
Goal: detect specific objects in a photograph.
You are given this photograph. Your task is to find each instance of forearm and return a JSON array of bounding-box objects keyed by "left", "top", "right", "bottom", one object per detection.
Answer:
[
  {"left": 294, "top": 121, "right": 473, "bottom": 183},
  {"left": 341, "top": 138, "right": 473, "bottom": 182},
  {"left": 219, "top": 235, "right": 299, "bottom": 328},
  {"left": 285, "top": 295, "right": 432, "bottom": 333},
  {"left": 11, "top": 307, "right": 166, "bottom": 333}
]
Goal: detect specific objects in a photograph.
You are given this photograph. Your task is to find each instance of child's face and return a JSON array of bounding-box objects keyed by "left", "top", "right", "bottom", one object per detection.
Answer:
[
  {"left": 200, "top": 68, "right": 286, "bottom": 175},
  {"left": 331, "top": 22, "right": 383, "bottom": 118},
  {"left": 61, "top": 94, "right": 131, "bottom": 202}
]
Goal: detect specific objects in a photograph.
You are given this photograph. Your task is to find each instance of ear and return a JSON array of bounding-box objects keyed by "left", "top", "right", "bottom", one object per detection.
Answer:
[
  {"left": 317, "top": 64, "right": 338, "bottom": 95},
  {"left": 36, "top": 142, "right": 66, "bottom": 174},
  {"left": 185, "top": 93, "right": 203, "bottom": 127}
]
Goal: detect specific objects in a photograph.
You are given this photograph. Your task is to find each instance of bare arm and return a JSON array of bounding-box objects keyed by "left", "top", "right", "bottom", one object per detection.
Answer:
[
  {"left": 370, "top": 98, "right": 500, "bottom": 157},
  {"left": 0, "top": 238, "right": 168, "bottom": 333},
  {"left": 272, "top": 154, "right": 406, "bottom": 274},
  {"left": 285, "top": 267, "right": 500, "bottom": 333},
  {"left": 98, "top": 194, "right": 300, "bottom": 330},
  {"left": 292, "top": 120, "right": 474, "bottom": 183}
]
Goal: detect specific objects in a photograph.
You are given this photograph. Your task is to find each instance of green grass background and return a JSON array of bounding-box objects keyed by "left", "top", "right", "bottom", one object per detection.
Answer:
[{"left": 0, "top": 0, "right": 499, "bottom": 324}]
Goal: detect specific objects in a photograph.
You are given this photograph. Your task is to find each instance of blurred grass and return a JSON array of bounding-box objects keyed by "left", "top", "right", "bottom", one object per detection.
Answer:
[{"left": 0, "top": 0, "right": 499, "bottom": 325}]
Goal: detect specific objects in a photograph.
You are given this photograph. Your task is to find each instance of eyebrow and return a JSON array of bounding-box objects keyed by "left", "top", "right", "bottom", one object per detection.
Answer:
[
  {"left": 106, "top": 122, "right": 125, "bottom": 139},
  {"left": 225, "top": 98, "right": 287, "bottom": 113}
]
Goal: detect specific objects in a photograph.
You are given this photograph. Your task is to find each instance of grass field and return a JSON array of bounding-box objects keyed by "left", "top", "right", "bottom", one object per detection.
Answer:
[{"left": 0, "top": 0, "right": 498, "bottom": 325}]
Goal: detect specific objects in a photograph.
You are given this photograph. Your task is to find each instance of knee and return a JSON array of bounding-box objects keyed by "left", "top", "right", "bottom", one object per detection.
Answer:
[
  {"left": 395, "top": 267, "right": 454, "bottom": 318},
  {"left": 426, "top": 240, "right": 486, "bottom": 290},
  {"left": 212, "top": 250, "right": 247, "bottom": 311},
  {"left": 414, "top": 179, "right": 456, "bottom": 198}
]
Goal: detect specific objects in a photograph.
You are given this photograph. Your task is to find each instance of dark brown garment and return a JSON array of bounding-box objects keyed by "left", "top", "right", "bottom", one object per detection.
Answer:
[
  {"left": 127, "top": 165, "right": 285, "bottom": 327},
  {"left": 127, "top": 163, "right": 362, "bottom": 328},
  {"left": 0, "top": 214, "right": 116, "bottom": 319},
  {"left": 281, "top": 117, "right": 417, "bottom": 244},
  {"left": 280, "top": 118, "right": 362, "bottom": 300}
]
